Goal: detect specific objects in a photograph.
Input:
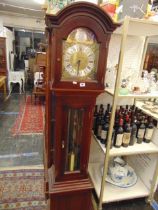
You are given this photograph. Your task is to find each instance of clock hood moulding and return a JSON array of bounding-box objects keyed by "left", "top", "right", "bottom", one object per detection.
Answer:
[
  {"left": 45, "top": 2, "right": 120, "bottom": 91},
  {"left": 45, "top": 2, "right": 120, "bottom": 33}
]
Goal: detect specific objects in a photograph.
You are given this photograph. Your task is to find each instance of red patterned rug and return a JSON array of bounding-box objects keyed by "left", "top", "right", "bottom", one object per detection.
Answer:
[
  {"left": 0, "top": 168, "right": 47, "bottom": 209},
  {"left": 11, "top": 96, "right": 44, "bottom": 135}
]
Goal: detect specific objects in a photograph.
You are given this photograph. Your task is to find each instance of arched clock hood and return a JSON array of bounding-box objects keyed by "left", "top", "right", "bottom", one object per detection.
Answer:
[{"left": 45, "top": 2, "right": 120, "bottom": 33}]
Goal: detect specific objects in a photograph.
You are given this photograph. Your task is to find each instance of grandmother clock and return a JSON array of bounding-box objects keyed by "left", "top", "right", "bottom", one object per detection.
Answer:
[{"left": 45, "top": 2, "right": 119, "bottom": 210}]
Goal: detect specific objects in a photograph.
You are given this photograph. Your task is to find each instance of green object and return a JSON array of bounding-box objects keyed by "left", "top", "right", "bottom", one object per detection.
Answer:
[
  {"left": 58, "top": 0, "right": 64, "bottom": 9},
  {"left": 119, "top": 87, "right": 129, "bottom": 95}
]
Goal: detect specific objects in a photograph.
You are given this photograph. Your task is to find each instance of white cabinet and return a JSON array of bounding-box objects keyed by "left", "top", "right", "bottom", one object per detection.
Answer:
[{"left": 88, "top": 17, "right": 158, "bottom": 210}]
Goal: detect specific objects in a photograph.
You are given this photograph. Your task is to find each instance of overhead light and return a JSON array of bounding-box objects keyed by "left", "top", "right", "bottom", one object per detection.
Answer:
[{"left": 34, "top": 0, "right": 45, "bottom": 5}]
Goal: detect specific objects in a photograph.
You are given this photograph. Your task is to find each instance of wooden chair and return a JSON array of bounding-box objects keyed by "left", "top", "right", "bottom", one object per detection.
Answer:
[{"left": 32, "top": 52, "right": 46, "bottom": 104}]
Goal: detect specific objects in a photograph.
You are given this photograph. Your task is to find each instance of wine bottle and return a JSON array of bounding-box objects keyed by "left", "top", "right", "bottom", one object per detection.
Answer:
[
  {"left": 129, "top": 116, "right": 137, "bottom": 146},
  {"left": 137, "top": 116, "right": 146, "bottom": 144},
  {"left": 111, "top": 128, "right": 115, "bottom": 148},
  {"left": 144, "top": 117, "right": 154, "bottom": 143},
  {"left": 94, "top": 108, "right": 101, "bottom": 136},
  {"left": 100, "top": 116, "right": 109, "bottom": 145},
  {"left": 122, "top": 118, "right": 131, "bottom": 147},
  {"left": 103, "top": 103, "right": 110, "bottom": 121},
  {"left": 114, "top": 106, "right": 120, "bottom": 130},
  {"left": 99, "top": 104, "right": 104, "bottom": 113},
  {"left": 123, "top": 114, "right": 129, "bottom": 130},
  {"left": 125, "top": 105, "right": 129, "bottom": 112},
  {"left": 96, "top": 108, "right": 104, "bottom": 140},
  {"left": 114, "top": 118, "right": 124, "bottom": 148}
]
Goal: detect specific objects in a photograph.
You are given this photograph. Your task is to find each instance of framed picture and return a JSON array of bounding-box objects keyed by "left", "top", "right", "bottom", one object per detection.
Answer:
[{"left": 118, "top": 0, "right": 149, "bottom": 20}]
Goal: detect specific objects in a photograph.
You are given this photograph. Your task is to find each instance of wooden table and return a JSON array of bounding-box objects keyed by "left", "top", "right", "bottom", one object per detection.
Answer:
[{"left": 0, "top": 76, "right": 7, "bottom": 100}]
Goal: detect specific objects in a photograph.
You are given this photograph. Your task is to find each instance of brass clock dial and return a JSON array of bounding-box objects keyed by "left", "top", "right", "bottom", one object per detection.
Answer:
[
  {"left": 63, "top": 44, "right": 95, "bottom": 77},
  {"left": 62, "top": 28, "right": 99, "bottom": 81}
]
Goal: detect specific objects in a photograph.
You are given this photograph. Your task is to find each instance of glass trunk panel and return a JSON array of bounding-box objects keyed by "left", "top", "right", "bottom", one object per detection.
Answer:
[{"left": 65, "top": 108, "right": 84, "bottom": 172}]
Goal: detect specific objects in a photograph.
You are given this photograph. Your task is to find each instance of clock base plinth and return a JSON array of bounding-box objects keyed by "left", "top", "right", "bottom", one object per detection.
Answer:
[{"left": 48, "top": 176, "right": 94, "bottom": 210}]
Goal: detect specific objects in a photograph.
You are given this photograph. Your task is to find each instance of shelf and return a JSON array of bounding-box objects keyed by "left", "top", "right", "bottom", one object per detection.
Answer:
[
  {"left": 88, "top": 162, "right": 149, "bottom": 203},
  {"left": 136, "top": 101, "right": 158, "bottom": 121},
  {"left": 93, "top": 135, "right": 158, "bottom": 156},
  {"left": 105, "top": 88, "right": 158, "bottom": 98},
  {"left": 114, "top": 17, "right": 158, "bottom": 37}
]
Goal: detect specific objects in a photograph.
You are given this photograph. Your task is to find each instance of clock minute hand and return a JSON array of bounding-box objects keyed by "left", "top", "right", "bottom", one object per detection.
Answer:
[{"left": 77, "top": 59, "right": 81, "bottom": 76}]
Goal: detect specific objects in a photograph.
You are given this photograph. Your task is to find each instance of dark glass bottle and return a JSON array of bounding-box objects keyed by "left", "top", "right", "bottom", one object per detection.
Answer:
[
  {"left": 125, "top": 105, "right": 129, "bottom": 112},
  {"left": 122, "top": 118, "right": 131, "bottom": 147},
  {"left": 103, "top": 103, "right": 110, "bottom": 121},
  {"left": 129, "top": 116, "right": 137, "bottom": 146},
  {"left": 100, "top": 116, "right": 109, "bottom": 145},
  {"left": 111, "top": 128, "right": 115, "bottom": 148},
  {"left": 144, "top": 115, "right": 148, "bottom": 128},
  {"left": 136, "top": 114, "right": 141, "bottom": 137},
  {"left": 114, "top": 107, "right": 120, "bottom": 130},
  {"left": 144, "top": 117, "right": 154, "bottom": 143},
  {"left": 96, "top": 108, "right": 104, "bottom": 140},
  {"left": 99, "top": 104, "right": 104, "bottom": 113},
  {"left": 123, "top": 114, "right": 129, "bottom": 131},
  {"left": 137, "top": 116, "right": 146, "bottom": 144},
  {"left": 94, "top": 104, "right": 103, "bottom": 136},
  {"left": 94, "top": 109, "right": 101, "bottom": 136},
  {"left": 114, "top": 118, "right": 124, "bottom": 148}
]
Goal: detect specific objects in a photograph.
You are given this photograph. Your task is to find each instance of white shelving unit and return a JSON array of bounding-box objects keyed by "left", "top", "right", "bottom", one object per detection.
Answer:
[
  {"left": 105, "top": 88, "right": 158, "bottom": 98},
  {"left": 136, "top": 101, "right": 158, "bottom": 121},
  {"left": 93, "top": 135, "right": 158, "bottom": 156},
  {"left": 88, "top": 163, "right": 150, "bottom": 203},
  {"left": 88, "top": 16, "right": 158, "bottom": 210}
]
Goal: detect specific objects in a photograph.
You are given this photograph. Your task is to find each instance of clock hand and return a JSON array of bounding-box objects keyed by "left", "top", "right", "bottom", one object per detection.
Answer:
[{"left": 77, "top": 59, "right": 81, "bottom": 76}]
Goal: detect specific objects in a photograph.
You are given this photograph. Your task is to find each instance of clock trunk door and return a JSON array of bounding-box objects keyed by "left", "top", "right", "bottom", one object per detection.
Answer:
[
  {"left": 63, "top": 107, "right": 83, "bottom": 173},
  {"left": 55, "top": 96, "right": 94, "bottom": 181}
]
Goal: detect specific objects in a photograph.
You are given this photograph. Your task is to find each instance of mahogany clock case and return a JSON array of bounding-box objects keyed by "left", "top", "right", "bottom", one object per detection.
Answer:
[{"left": 45, "top": 3, "right": 119, "bottom": 210}]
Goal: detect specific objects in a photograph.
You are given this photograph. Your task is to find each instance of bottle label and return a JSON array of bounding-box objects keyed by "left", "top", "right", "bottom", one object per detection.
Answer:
[
  {"left": 137, "top": 129, "right": 145, "bottom": 139},
  {"left": 101, "top": 130, "right": 107, "bottom": 140},
  {"left": 144, "top": 128, "right": 154, "bottom": 140},
  {"left": 97, "top": 125, "right": 102, "bottom": 136},
  {"left": 123, "top": 133, "right": 131, "bottom": 144},
  {"left": 115, "top": 134, "right": 123, "bottom": 146},
  {"left": 130, "top": 133, "right": 137, "bottom": 142}
]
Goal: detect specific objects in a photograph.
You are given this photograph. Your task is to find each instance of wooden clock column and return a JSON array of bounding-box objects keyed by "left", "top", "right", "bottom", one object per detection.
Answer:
[{"left": 45, "top": 3, "right": 119, "bottom": 210}]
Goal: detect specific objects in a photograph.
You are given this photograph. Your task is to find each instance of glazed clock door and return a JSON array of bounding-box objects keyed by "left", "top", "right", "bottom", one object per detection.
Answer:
[
  {"left": 56, "top": 97, "right": 94, "bottom": 181},
  {"left": 63, "top": 107, "right": 83, "bottom": 173}
]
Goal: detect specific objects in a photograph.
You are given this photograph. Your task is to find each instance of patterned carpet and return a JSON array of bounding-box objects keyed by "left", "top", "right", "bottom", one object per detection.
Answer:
[
  {"left": 11, "top": 96, "right": 44, "bottom": 136},
  {"left": 0, "top": 168, "right": 47, "bottom": 209}
]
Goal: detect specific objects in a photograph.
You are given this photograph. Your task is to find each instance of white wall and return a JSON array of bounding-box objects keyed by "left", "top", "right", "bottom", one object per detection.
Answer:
[
  {"left": 96, "top": 34, "right": 145, "bottom": 107},
  {"left": 3, "top": 27, "right": 15, "bottom": 72},
  {"left": 0, "top": 19, "right": 4, "bottom": 36},
  {"left": 0, "top": 12, "right": 45, "bottom": 31}
]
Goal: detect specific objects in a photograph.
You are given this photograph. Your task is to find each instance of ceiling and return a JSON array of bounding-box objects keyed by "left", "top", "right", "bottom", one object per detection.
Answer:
[{"left": 0, "top": 0, "right": 45, "bottom": 18}]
